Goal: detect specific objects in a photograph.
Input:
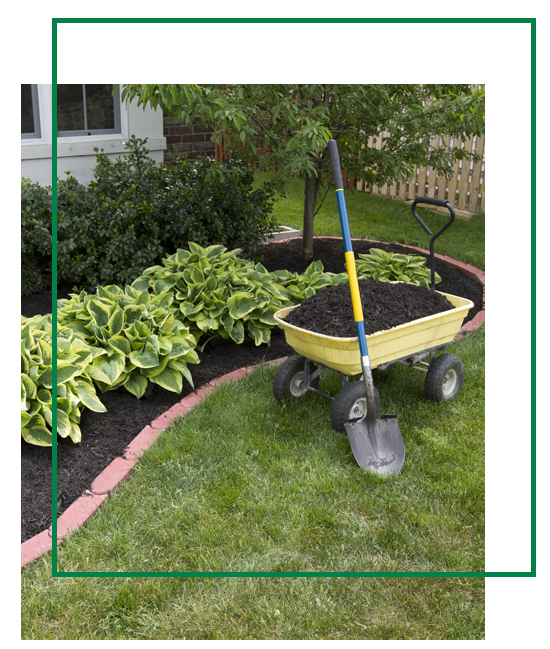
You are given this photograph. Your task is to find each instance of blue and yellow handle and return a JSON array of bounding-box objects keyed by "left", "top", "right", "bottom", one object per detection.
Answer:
[{"left": 328, "top": 139, "right": 369, "bottom": 362}]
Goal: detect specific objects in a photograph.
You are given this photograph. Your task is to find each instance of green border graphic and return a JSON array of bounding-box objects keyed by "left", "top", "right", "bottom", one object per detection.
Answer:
[{"left": 51, "top": 18, "right": 536, "bottom": 579}]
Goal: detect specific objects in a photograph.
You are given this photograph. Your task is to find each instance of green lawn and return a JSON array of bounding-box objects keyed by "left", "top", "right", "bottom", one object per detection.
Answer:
[
  {"left": 262, "top": 172, "right": 485, "bottom": 271},
  {"left": 22, "top": 178, "right": 485, "bottom": 640},
  {"left": 21, "top": 572, "right": 484, "bottom": 640},
  {"left": 45, "top": 328, "right": 484, "bottom": 576}
]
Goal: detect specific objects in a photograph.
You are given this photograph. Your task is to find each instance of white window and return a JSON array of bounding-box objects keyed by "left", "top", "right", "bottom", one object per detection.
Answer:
[{"left": 57, "top": 84, "right": 122, "bottom": 137}]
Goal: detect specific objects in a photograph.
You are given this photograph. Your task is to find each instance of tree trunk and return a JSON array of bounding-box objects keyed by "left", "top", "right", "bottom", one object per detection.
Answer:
[{"left": 302, "top": 172, "right": 320, "bottom": 263}]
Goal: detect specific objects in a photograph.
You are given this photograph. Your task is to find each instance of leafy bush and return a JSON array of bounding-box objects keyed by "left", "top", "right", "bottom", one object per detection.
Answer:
[
  {"left": 56, "top": 136, "right": 277, "bottom": 291},
  {"left": 57, "top": 283, "right": 199, "bottom": 399},
  {"left": 21, "top": 314, "right": 107, "bottom": 447},
  {"left": 355, "top": 248, "right": 441, "bottom": 287},
  {"left": 21, "top": 179, "right": 53, "bottom": 296},
  {"left": 132, "top": 243, "right": 341, "bottom": 347}
]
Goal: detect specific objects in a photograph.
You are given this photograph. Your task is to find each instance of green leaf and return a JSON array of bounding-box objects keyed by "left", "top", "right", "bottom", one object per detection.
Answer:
[
  {"left": 92, "top": 352, "right": 125, "bottom": 385},
  {"left": 131, "top": 276, "right": 151, "bottom": 292},
  {"left": 123, "top": 372, "right": 148, "bottom": 399},
  {"left": 107, "top": 309, "right": 124, "bottom": 335},
  {"left": 150, "top": 366, "right": 183, "bottom": 393},
  {"left": 227, "top": 319, "right": 245, "bottom": 344},
  {"left": 57, "top": 362, "right": 84, "bottom": 384},
  {"left": 180, "top": 301, "right": 204, "bottom": 318},
  {"left": 85, "top": 363, "right": 113, "bottom": 385},
  {"left": 73, "top": 377, "right": 107, "bottom": 412},
  {"left": 87, "top": 299, "right": 111, "bottom": 328},
  {"left": 227, "top": 293, "right": 257, "bottom": 319},
  {"left": 369, "top": 248, "right": 390, "bottom": 261},
  {"left": 37, "top": 339, "right": 52, "bottom": 366},
  {"left": 247, "top": 323, "right": 271, "bottom": 346},
  {"left": 57, "top": 409, "right": 72, "bottom": 438},
  {"left": 109, "top": 335, "right": 132, "bottom": 357},
  {"left": 124, "top": 305, "right": 144, "bottom": 325},
  {"left": 129, "top": 342, "right": 159, "bottom": 369},
  {"left": 39, "top": 366, "right": 52, "bottom": 390},
  {"left": 21, "top": 373, "right": 37, "bottom": 401},
  {"left": 35, "top": 388, "right": 51, "bottom": 404},
  {"left": 139, "top": 354, "right": 170, "bottom": 378},
  {"left": 22, "top": 416, "right": 52, "bottom": 447},
  {"left": 169, "top": 335, "right": 197, "bottom": 359},
  {"left": 153, "top": 277, "right": 177, "bottom": 294}
]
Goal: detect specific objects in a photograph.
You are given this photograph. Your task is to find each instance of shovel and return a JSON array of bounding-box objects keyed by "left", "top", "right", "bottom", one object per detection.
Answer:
[{"left": 327, "top": 139, "right": 405, "bottom": 476}]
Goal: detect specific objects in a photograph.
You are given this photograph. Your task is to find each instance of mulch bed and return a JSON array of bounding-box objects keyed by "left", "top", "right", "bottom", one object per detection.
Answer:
[{"left": 21, "top": 238, "right": 484, "bottom": 543}]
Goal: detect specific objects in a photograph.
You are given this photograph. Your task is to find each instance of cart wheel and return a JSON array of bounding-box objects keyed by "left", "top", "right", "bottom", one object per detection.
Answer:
[
  {"left": 330, "top": 380, "right": 381, "bottom": 434},
  {"left": 424, "top": 353, "right": 464, "bottom": 402},
  {"left": 273, "top": 355, "right": 320, "bottom": 402}
]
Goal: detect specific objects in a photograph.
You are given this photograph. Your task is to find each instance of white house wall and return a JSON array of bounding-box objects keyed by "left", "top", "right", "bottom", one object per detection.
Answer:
[{"left": 21, "top": 86, "right": 166, "bottom": 186}]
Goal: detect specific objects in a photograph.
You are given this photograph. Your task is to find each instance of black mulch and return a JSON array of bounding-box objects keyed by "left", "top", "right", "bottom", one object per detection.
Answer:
[
  {"left": 285, "top": 279, "right": 455, "bottom": 337},
  {"left": 21, "top": 238, "right": 484, "bottom": 543}
]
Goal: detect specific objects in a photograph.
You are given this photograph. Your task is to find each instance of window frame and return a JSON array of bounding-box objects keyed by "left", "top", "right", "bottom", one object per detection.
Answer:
[
  {"left": 57, "top": 84, "right": 122, "bottom": 138},
  {"left": 21, "top": 84, "right": 42, "bottom": 140}
]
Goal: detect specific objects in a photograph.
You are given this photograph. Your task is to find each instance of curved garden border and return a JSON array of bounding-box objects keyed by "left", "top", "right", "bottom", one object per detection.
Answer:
[{"left": 21, "top": 239, "right": 485, "bottom": 570}]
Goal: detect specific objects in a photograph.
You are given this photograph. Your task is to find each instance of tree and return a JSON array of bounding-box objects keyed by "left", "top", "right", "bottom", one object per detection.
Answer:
[{"left": 120, "top": 84, "right": 485, "bottom": 262}]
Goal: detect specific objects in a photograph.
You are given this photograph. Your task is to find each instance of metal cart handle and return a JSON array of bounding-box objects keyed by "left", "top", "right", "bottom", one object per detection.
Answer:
[{"left": 411, "top": 197, "right": 456, "bottom": 290}]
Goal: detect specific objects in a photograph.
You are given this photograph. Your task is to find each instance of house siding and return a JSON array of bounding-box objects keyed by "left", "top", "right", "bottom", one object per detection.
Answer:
[{"left": 21, "top": 88, "right": 167, "bottom": 186}]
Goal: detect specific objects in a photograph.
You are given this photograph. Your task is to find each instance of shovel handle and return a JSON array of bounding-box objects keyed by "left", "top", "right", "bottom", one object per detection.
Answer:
[
  {"left": 327, "top": 140, "right": 366, "bottom": 345},
  {"left": 328, "top": 139, "right": 373, "bottom": 362},
  {"left": 328, "top": 139, "right": 379, "bottom": 423}
]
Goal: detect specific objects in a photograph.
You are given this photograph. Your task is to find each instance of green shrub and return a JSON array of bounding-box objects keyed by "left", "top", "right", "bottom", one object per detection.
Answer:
[
  {"left": 56, "top": 136, "right": 277, "bottom": 291},
  {"left": 21, "top": 179, "right": 52, "bottom": 296},
  {"left": 355, "top": 248, "right": 441, "bottom": 287}
]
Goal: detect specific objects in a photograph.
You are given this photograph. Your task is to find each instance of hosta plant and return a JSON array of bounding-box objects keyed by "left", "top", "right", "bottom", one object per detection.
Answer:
[
  {"left": 270, "top": 261, "right": 347, "bottom": 302},
  {"left": 21, "top": 314, "right": 107, "bottom": 447},
  {"left": 132, "top": 242, "right": 341, "bottom": 346},
  {"left": 355, "top": 248, "right": 441, "bottom": 287},
  {"left": 57, "top": 284, "right": 199, "bottom": 399}
]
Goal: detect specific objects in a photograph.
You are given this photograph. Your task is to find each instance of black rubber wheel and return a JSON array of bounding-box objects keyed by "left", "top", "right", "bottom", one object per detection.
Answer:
[
  {"left": 330, "top": 380, "right": 381, "bottom": 434},
  {"left": 424, "top": 353, "right": 464, "bottom": 402},
  {"left": 273, "top": 355, "right": 320, "bottom": 402}
]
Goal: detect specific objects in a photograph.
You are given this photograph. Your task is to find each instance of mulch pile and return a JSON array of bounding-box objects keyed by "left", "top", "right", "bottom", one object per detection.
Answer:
[
  {"left": 284, "top": 279, "right": 455, "bottom": 337},
  {"left": 21, "top": 237, "right": 484, "bottom": 543}
]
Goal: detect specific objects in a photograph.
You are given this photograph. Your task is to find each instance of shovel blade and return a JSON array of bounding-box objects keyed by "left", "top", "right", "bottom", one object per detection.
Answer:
[{"left": 344, "top": 415, "right": 405, "bottom": 476}]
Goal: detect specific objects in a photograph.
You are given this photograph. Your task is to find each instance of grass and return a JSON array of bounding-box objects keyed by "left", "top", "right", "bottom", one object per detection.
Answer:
[
  {"left": 21, "top": 573, "right": 484, "bottom": 640},
  {"left": 22, "top": 177, "right": 485, "bottom": 639},
  {"left": 51, "top": 330, "right": 484, "bottom": 575},
  {"left": 261, "top": 172, "right": 485, "bottom": 271}
]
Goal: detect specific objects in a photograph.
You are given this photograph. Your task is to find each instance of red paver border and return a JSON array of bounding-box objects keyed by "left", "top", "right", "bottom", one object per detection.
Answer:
[
  {"left": 21, "top": 239, "right": 485, "bottom": 571},
  {"left": 21, "top": 358, "right": 287, "bottom": 571}
]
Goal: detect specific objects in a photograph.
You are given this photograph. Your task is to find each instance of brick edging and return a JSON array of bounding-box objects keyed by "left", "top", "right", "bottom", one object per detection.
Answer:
[
  {"left": 21, "top": 240, "right": 485, "bottom": 570},
  {"left": 21, "top": 358, "right": 288, "bottom": 571}
]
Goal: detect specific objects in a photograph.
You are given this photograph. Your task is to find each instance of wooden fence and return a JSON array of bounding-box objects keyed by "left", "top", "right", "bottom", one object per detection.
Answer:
[{"left": 348, "top": 84, "right": 485, "bottom": 217}]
